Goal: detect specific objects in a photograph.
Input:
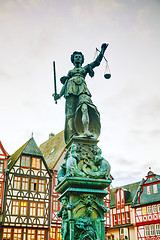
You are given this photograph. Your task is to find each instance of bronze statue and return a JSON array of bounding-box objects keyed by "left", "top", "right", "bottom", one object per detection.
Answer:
[{"left": 54, "top": 43, "right": 108, "bottom": 143}]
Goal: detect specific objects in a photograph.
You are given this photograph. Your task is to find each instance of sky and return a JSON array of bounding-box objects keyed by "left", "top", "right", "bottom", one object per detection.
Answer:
[{"left": 0, "top": 0, "right": 160, "bottom": 187}]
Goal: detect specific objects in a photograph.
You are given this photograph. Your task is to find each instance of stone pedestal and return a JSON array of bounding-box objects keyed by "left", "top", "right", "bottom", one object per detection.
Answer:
[{"left": 56, "top": 137, "right": 112, "bottom": 240}]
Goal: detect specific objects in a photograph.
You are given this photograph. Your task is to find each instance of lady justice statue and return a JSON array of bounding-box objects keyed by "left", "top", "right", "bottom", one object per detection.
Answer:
[{"left": 54, "top": 43, "right": 108, "bottom": 144}]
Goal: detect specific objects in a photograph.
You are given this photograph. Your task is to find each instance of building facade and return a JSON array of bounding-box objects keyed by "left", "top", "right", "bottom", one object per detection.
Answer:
[
  {"left": 132, "top": 170, "right": 160, "bottom": 240},
  {"left": 0, "top": 138, "right": 52, "bottom": 240},
  {"left": 39, "top": 131, "right": 66, "bottom": 240},
  {"left": 0, "top": 141, "right": 9, "bottom": 224},
  {"left": 106, "top": 170, "right": 160, "bottom": 240}
]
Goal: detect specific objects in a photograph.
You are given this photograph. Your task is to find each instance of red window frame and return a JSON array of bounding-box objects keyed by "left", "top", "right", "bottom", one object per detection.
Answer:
[
  {"left": 37, "top": 230, "right": 45, "bottom": 240},
  {"left": 14, "top": 176, "right": 21, "bottom": 189},
  {"left": 38, "top": 179, "right": 45, "bottom": 192},
  {"left": 2, "top": 228, "right": 12, "bottom": 240},
  {"left": 31, "top": 179, "right": 38, "bottom": 191},
  {"left": 12, "top": 200, "right": 19, "bottom": 215},
  {"left": 13, "top": 228, "right": 22, "bottom": 240},
  {"left": 27, "top": 229, "right": 36, "bottom": 240},
  {"left": 30, "top": 202, "right": 37, "bottom": 216},
  {"left": 20, "top": 201, "right": 28, "bottom": 215},
  {"left": 37, "top": 203, "right": 44, "bottom": 217},
  {"left": 21, "top": 156, "right": 30, "bottom": 168},
  {"left": 32, "top": 157, "right": 41, "bottom": 170},
  {"left": 22, "top": 177, "right": 29, "bottom": 190}
]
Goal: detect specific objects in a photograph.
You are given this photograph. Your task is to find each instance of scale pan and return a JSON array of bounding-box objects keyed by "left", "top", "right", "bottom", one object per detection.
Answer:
[{"left": 104, "top": 73, "right": 111, "bottom": 79}]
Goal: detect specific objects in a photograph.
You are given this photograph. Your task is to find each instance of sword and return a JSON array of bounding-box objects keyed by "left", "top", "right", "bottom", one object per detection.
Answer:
[{"left": 53, "top": 61, "right": 57, "bottom": 104}]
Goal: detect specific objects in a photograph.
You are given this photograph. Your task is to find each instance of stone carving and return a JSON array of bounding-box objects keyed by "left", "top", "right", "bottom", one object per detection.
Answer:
[
  {"left": 82, "top": 146, "right": 111, "bottom": 179},
  {"left": 57, "top": 143, "right": 111, "bottom": 183},
  {"left": 57, "top": 196, "right": 71, "bottom": 240},
  {"left": 54, "top": 44, "right": 108, "bottom": 143},
  {"left": 66, "top": 144, "right": 86, "bottom": 178},
  {"left": 75, "top": 217, "right": 98, "bottom": 240}
]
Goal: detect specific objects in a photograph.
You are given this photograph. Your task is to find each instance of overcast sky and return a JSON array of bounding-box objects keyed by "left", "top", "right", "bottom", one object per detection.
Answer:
[{"left": 0, "top": 0, "right": 160, "bottom": 186}]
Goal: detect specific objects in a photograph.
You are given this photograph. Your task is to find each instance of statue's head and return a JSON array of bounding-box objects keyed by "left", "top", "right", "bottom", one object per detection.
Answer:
[{"left": 71, "top": 51, "right": 84, "bottom": 66}]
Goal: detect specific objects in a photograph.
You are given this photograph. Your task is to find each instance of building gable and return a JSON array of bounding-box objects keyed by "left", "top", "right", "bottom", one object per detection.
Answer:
[{"left": 132, "top": 171, "right": 160, "bottom": 206}]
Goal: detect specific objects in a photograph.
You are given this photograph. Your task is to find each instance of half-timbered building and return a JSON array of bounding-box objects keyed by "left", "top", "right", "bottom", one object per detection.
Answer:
[
  {"left": 39, "top": 131, "right": 66, "bottom": 240},
  {"left": 0, "top": 141, "right": 9, "bottom": 224},
  {"left": 106, "top": 181, "right": 140, "bottom": 240},
  {"left": 106, "top": 170, "right": 160, "bottom": 240},
  {"left": 132, "top": 170, "right": 160, "bottom": 240},
  {"left": 1, "top": 137, "right": 52, "bottom": 240}
]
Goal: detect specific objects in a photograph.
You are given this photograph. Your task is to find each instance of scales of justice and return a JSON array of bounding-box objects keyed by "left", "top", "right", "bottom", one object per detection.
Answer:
[{"left": 52, "top": 43, "right": 112, "bottom": 240}]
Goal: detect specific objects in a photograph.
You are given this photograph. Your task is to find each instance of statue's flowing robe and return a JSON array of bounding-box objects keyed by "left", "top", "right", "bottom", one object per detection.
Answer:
[{"left": 63, "top": 66, "right": 101, "bottom": 143}]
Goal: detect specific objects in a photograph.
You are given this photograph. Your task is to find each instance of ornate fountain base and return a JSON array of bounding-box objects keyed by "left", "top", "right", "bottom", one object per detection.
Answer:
[{"left": 56, "top": 137, "right": 112, "bottom": 240}]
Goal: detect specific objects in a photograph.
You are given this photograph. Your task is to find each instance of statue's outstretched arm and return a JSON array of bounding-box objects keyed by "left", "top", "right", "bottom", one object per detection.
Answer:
[{"left": 89, "top": 43, "right": 108, "bottom": 69}]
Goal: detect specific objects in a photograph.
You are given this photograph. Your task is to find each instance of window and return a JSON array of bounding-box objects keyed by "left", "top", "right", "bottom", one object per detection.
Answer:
[
  {"left": 150, "top": 225, "right": 155, "bottom": 236},
  {"left": 147, "top": 186, "right": 151, "bottom": 195},
  {"left": 116, "top": 189, "right": 125, "bottom": 209},
  {"left": 32, "top": 157, "right": 40, "bottom": 169},
  {"left": 38, "top": 179, "right": 45, "bottom": 192},
  {"left": 14, "top": 176, "right": 21, "bottom": 189},
  {"left": 2, "top": 228, "right": 12, "bottom": 240},
  {"left": 122, "top": 213, "right": 125, "bottom": 224},
  {"left": 158, "top": 204, "right": 160, "bottom": 212},
  {"left": 22, "top": 177, "right": 29, "bottom": 190},
  {"left": 27, "top": 229, "right": 36, "bottom": 240},
  {"left": 12, "top": 201, "right": 19, "bottom": 215},
  {"left": 50, "top": 228, "right": 56, "bottom": 240},
  {"left": 50, "top": 227, "right": 62, "bottom": 240},
  {"left": 20, "top": 201, "right": 27, "bottom": 215},
  {"left": 116, "top": 190, "right": 120, "bottom": 209},
  {"left": 126, "top": 212, "right": 130, "bottom": 224},
  {"left": 145, "top": 226, "right": 149, "bottom": 236},
  {"left": 57, "top": 228, "right": 62, "bottom": 240},
  {"left": 21, "top": 156, "right": 30, "bottom": 168},
  {"left": 156, "top": 224, "right": 160, "bottom": 235},
  {"left": 30, "top": 202, "right": 37, "bottom": 216},
  {"left": 53, "top": 197, "right": 59, "bottom": 211},
  {"left": 153, "top": 184, "right": 158, "bottom": 193},
  {"left": 37, "top": 203, "right": 44, "bottom": 217},
  {"left": 37, "top": 230, "right": 45, "bottom": 240},
  {"left": 0, "top": 183, "right": 2, "bottom": 198},
  {"left": 0, "top": 160, "right": 4, "bottom": 172},
  {"left": 118, "top": 213, "right": 121, "bottom": 225},
  {"left": 120, "top": 228, "right": 129, "bottom": 240},
  {"left": 152, "top": 205, "right": 157, "bottom": 213},
  {"left": 121, "top": 190, "right": 125, "bottom": 208},
  {"left": 31, "top": 179, "right": 38, "bottom": 191},
  {"left": 113, "top": 214, "right": 117, "bottom": 226},
  {"left": 147, "top": 206, "right": 152, "bottom": 214},
  {"left": 13, "top": 228, "right": 22, "bottom": 240}
]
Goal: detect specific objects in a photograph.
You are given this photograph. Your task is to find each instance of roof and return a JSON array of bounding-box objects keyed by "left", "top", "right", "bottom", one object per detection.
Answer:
[
  {"left": 0, "top": 141, "right": 9, "bottom": 157},
  {"left": 39, "top": 131, "right": 66, "bottom": 170},
  {"left": 7, "top": 138, "right": 43, "bottom": 170},
  {"left": 132, "top": 171, "right": 160, "bottom": 207},
  {"left": 110, "top": 181, "right": 141, "bottom": 208}
]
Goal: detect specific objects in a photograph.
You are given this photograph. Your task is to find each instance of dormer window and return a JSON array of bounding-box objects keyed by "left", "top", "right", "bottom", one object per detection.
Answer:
[
  {"left": 116, "top": 189, "right": 125, "bottom": 209},
  {"left": 147, "top": 186, "right": 151, "bottom": 195},
  {"left": 21, "top": 156, "right": 30, "bottom": 168},
  {"left": 32, "top": 157, "right": 41, "bottom": 170},
  {"left": 153, "top": 184, "right": 158, "bottom": 193}
]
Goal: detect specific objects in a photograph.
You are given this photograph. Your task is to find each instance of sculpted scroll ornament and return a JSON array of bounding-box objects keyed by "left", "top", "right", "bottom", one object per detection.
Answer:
[{"left": 57, "top": 143, "right": 111, "bottom": 183}]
